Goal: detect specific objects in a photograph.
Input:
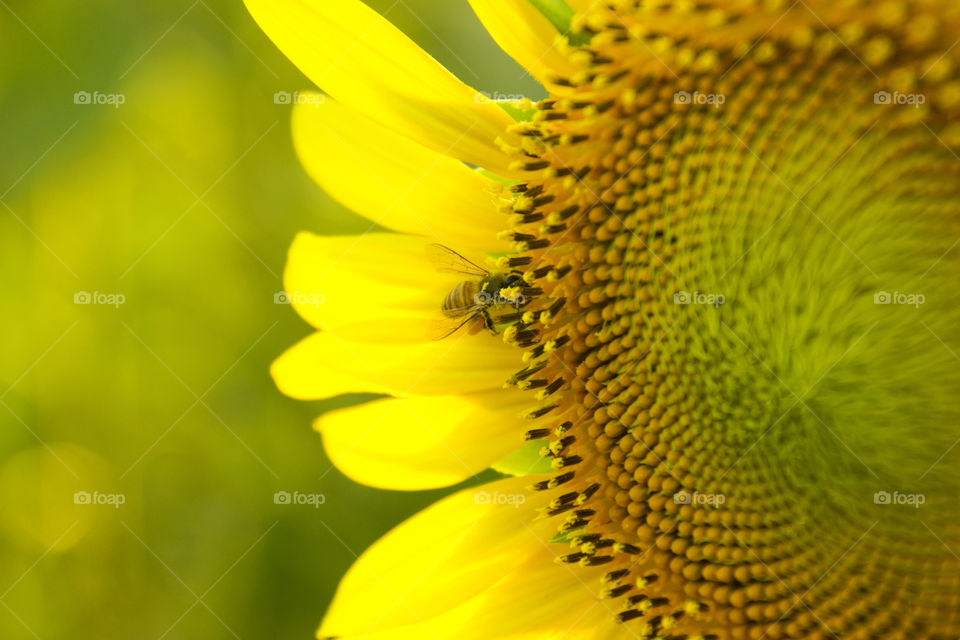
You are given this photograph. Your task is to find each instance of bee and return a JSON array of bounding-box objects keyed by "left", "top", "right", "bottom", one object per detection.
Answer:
[{"left": 429, "top": 244, "right": 526, "bottom": 340}]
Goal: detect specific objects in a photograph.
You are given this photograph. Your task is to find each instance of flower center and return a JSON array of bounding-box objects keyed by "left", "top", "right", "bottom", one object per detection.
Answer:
[{"left": 496, "top": 2, "right": 960, "bottom": 637}]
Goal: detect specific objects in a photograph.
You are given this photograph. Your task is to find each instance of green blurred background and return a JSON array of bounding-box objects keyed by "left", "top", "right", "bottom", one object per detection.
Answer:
[{"left": 0, "top": 1, "right": 542, "bottom": 638}]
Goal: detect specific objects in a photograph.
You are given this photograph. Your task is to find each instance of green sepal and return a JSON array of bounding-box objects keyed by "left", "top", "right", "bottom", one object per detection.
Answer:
[
  {"left": 550, "top": 527, "right": 584, "bottom": 544},
  {"left": 527, "top": 0, "right": 592, "bottom": 45},
  {"left": 492, "top": 438, "right": 555, "bottom": 476}
]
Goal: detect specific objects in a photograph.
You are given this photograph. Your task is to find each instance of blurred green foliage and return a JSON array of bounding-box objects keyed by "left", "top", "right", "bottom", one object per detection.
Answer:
[{"left": 0, "top": 1, "right": 542, "bottom": 638}]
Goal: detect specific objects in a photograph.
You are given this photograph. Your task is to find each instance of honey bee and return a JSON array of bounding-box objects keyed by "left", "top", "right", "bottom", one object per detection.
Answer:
[{"left": 429, "top": 244, "right": 526, "bottom": 340}]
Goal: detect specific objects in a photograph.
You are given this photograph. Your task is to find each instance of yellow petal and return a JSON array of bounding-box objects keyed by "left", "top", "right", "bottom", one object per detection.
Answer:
[
  {"left": 319, "top": 475, "right": 560, "bottom": 638},
  {"left": 283, "top": 232, "right": 469, "bottom": 331},
  {"left": 468, "top": 0, "right": 578, "bottom": 83},
  {"left": 320, "top": 485, "right": 629, "bottom": 639},
  {"left": 271, "top": 323, "right": 520, "bottom": 399},
  {"left": 291, "top": 98, "right": 508, "bottom": 253},
  {"left": 244, "top": 0, "right": 520, "bottom": 174},
  {"left": 315, "top": 391, "right": 532, "bottom": 490},
  {"left": 333, "top": 549, "right": 627, "bottom": 640}
]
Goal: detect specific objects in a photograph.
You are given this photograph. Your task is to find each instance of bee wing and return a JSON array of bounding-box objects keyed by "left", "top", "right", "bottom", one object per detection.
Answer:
[
  {"left": 427, "top": 243, "right": 489, "bottom": 276},
  {"left": 427, "top": 306, "right": 485, "bottom": 341}
]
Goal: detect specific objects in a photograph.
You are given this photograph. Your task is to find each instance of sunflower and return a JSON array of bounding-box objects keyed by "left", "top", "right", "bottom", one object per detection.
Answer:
[{"left": 246, "top": 0, "right": 960, "bottom": 637}]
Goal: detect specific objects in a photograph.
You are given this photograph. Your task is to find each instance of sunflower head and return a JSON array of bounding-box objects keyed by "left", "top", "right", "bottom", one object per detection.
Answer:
[
  {"left": 497, "top": 1, "right": 960, "bottom": 636},
  {"left": 248, "top": 0, "right": 960, "bottom": 638}
]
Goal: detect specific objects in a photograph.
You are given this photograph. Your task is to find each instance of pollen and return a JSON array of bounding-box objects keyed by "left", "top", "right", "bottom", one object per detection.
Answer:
[{"left": 499, "top": 1, "right": 960, "bottom": 638}]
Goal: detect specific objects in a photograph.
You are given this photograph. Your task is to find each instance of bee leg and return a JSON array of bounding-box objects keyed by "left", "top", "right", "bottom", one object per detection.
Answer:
[{"left": 481, "top": 309, "right": 498, "bottom": 334}]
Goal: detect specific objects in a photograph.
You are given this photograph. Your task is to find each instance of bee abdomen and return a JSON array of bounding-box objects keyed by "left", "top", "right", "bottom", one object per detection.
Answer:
[{"left": 441, "top": 280, "right": 478, "bottom": 317}]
